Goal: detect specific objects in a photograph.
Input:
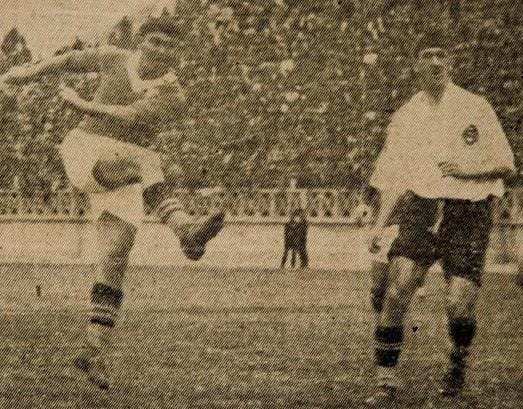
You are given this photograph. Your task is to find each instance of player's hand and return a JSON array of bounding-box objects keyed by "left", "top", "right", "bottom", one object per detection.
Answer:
[
  {"left": 368, "top": 226, "right": 383, "bottom": 254},
  {"left": 438, "top": 161, "right": 474, "bottom": 179}
]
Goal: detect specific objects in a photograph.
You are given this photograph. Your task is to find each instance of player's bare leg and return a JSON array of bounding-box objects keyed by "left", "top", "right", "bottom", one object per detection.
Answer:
[
  {"left": 440, "top": 276, "right": 479, "bottom": 396},
  {"left": 367, "top": 257, "right": 427, "bottom": 406},
  {"left": 91, "top": 159, "right": 224, "bottom": 261},
  {"left": 144, "top": 183, "right": 224, "bottom": 261},
  {"left": 74, "top": 211, "right": 137, "bottom": 390},
  {"left": 370, "top": 260, "right": 390, "bottom": 320}
]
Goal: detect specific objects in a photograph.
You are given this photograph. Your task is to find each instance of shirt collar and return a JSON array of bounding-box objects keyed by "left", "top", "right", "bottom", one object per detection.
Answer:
[{"left": 419, "top": 81, "right": 457, "bottom": 108}]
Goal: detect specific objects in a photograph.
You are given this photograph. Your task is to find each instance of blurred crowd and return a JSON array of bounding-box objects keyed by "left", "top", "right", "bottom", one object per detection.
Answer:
[{"left": 0, "top": 0, "right": 521, "bottom": 195}]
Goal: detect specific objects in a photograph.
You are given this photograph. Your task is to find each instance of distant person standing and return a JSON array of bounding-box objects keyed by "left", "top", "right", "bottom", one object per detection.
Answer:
[
  {"left": 281, "top": 208, "right": 309, "bottom": 269},
  {"left": 516, "top": 184, "right": 523, "bottom": 287}
]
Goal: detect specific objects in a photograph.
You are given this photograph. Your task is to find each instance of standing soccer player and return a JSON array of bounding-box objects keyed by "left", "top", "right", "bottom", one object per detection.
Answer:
[
  {"left": 366, "top": 30, "right": 516, "bottom": 406},
  {"left": 1, "top": 14, "right": 224, "bottom": 390}
]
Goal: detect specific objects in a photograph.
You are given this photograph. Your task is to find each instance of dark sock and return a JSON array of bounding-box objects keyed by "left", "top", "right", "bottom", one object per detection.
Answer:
[
  {"left": 374, "top": 326, "right": 404, "bottom": 367},
  {"left": 448, "top": 318, "right": 476, "bottom": 350}
]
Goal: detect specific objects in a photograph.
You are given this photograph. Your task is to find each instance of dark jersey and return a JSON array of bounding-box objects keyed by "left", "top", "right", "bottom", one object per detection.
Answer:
[{"left": 29, "top": 46, "right": 185, "bottom": 147}]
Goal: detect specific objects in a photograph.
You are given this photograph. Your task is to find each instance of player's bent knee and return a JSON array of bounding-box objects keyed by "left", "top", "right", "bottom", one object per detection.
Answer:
[
  {"left": 446, "top": 290, "right": 476, "bottom": 318},
  {"left": 385, "top": 285, "right": 410, "bottom": 312},
  {"left": 446, "top": 277, "right": 478, "bottom": 318},
  {"left": 93, "top": 159, "right": 142, "bottom": 190},
  {"left": 446, "top": 296, "right": 474, "bottom": 319}
]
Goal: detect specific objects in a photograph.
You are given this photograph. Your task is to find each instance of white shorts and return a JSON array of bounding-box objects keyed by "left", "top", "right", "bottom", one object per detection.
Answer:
[
  {"left": 59, "top": 129, "right": 164, "bottom": 226},
  {"left": 371, "top": 225, "right": 400, "bottom": 264}
]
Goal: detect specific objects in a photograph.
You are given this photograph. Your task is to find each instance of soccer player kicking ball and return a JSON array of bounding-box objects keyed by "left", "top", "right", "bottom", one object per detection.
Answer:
[
  {"left": 366, "top": 31, "right": 516, "bottom": 406},
  {"left": 1, "top": 15, "right": 224, "bottom": 390}
]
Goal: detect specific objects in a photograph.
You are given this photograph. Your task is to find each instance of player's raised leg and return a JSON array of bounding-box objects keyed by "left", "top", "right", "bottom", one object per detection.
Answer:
[
  {"left": 143, "top": 183, "right": 224, "bottom": 261},
  {"left": 74, "top": 211, "right": 137, "bottom": 390}
]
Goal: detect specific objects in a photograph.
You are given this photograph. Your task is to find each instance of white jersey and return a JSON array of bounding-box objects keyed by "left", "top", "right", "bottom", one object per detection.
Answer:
[{"left": 370, "top": 83, "right": 515, "bottom": 201}]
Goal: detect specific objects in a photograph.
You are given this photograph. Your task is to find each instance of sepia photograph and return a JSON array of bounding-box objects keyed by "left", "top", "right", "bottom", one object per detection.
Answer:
[{"left": 0, "top": 1, "right": 521, "bottom": 408}]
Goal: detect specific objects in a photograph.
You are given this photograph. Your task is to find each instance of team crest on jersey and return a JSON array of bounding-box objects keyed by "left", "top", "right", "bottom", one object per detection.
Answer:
[{"left": 462, "top": 124, "right": 479, "bottom": 145}]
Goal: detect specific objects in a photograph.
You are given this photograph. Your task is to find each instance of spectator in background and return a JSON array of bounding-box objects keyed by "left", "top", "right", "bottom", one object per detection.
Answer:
[{"left": 281, "top": 208, "right": 309, "bottom": 269}]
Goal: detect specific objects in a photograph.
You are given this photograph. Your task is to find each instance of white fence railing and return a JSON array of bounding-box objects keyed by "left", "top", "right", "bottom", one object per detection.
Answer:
[{"left": 0, "top": 187, "right": 521, "bottom": 225}]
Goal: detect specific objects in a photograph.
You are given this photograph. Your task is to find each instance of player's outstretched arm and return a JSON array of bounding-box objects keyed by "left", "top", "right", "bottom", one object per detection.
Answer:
[
  {"left": 0, "top": 46, "right": 117, "bottom": 86},
  {"left": 439, "top": 161, "right": 515, "bottom": 181}
]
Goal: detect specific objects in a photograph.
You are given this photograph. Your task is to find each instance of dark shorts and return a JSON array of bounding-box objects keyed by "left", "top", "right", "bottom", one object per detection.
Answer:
[
  {"left": 388, "top": 193, "right": 493, "bottom": 286},
  {"left": 384, "top": 191, "right": 416, "bottom": 227}
]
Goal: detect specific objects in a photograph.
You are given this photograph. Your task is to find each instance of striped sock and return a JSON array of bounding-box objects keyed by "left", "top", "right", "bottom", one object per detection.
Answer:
[
  {"left": 374, "top": 326, "right": 404, "bottom": 368},
  {"left": 143, "top": 183, "right": 193, "bottom": 236},
  {"left": 87, "top": 283, "right": 123, "bottom": 350},
  {"left": 156, "top": 197, "right": 186, "bottom": 224}
]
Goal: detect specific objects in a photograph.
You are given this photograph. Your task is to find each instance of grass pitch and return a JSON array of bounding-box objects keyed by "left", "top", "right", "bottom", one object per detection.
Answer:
[{"left": 0, "top": 264, "right": 521, "bottom": 408}]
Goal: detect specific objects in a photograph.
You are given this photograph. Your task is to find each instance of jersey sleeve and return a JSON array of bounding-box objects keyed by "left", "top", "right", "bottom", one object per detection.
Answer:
[
  {"left": 369, "top": 110, "right": 410, "bottom": 192},
  {"left": 31, "top": 46, "right": 120, "bottom": 75},
  {"left": 131, "top": 74, "right": 187, "bottom": 126},
  {"left": 477, "top": 98, "right": 516, "bottom": 171}
]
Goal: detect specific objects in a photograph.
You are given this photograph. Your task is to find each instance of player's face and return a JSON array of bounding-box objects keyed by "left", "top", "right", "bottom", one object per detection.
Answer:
[
  {"left": 416, "top": 47, "right": 451, "bottom": 91},
  {"left": 138, "top": 32, "right": 178, "bottom": 75}
]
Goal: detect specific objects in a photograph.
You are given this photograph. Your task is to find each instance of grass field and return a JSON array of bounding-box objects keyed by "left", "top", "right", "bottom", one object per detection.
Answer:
[{"left": 0, "top": 264, "right": 521, "bottom": 409}]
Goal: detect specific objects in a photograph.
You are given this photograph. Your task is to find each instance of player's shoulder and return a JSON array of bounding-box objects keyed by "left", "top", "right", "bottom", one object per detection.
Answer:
[
  {"left": 448, "top": 83, "right": 491, "bottom": 110},
  {"left": 449, "top": 83, "right": 482, "bottom": 100},
  {"left": 390, "top": 93, "right": 420, "bottom": 123}
]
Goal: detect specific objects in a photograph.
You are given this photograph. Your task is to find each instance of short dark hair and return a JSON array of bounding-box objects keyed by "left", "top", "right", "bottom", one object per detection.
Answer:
[
  {"left": 415, "top": 29, "right": 453, "bottom": 55},
  {"left": 138, "top": 15, "right": 180, "bottom": 39}
]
